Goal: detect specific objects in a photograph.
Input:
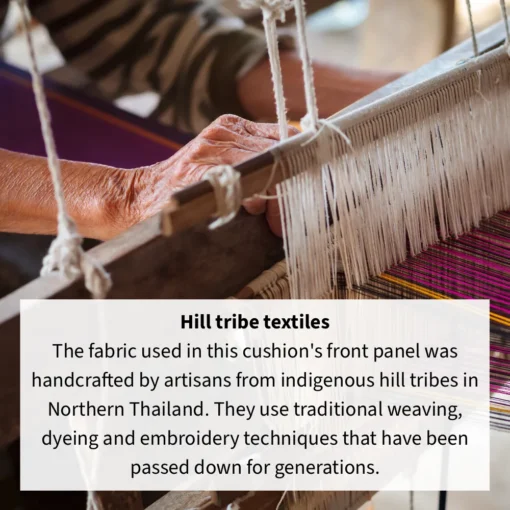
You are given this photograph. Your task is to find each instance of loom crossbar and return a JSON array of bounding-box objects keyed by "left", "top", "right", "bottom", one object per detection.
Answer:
[{"left": 165, "top": 21, "right": 510, "bottom": 237}]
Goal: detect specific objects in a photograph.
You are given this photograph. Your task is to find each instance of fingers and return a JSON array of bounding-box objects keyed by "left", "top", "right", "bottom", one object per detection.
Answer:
[
  {"left": 199, "top": 115, "right": 294, "bottom": 232},
  {"left": 265, "top": 187, "right": 283, "bottom": 237},
  {"left": 243, "top": 197, "right": 266, "bottom": 215},
  {"left": 189, "top": 114, "right": 298, "bottom": 169},
  {"left": 202, "top": 114, "right": 299, "bottom": 145},
  {"left": 242, "top": 118, "right": 300, "bottom": 140},
  {"left": 203, "top": 114, "right": 279, "bottom": 141},
  {"left": 243, "top": 192, "right": 283, "bottom": 238},
  {"left": 188, "top": 139, "right": 271, "bottom": 167},
  {"left": 157, "top": 115, "right": 290, "bottom": 236}
]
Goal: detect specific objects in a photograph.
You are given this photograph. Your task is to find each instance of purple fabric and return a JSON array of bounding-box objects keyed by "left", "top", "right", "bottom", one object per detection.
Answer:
[{"left": 0, "top": 63, "right": 192, "bottom": 168}]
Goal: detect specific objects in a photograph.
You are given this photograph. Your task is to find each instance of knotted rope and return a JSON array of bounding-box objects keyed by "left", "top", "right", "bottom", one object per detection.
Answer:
[
  {"left": 499, "top": 0, "right": 510, "bottom": 48},
  {"left": 238, "top": 0, "right": 293, "bottom": 139},
  {"left": 18, "top": 1, "right": 111, "bottom": 507},
  {"left": 465, "top": 0, "right": 479, "bottom": 56},
  {"left": 203, "top": 165, "right": 242, "bottom": 229},
  {"left": 86, "top": 491, "right": 104, "bottom": 510},
  {"left": 293, "top": 0, "right": 319, "bottom": 130},
  {"left": 301, "top": 118, "right": 352, "bottom": 148},
  {"left": 17, "top": 0, "right": 111, "bottom": 300}
]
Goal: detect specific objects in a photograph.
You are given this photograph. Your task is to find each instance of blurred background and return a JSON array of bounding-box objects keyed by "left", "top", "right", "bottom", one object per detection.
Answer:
[
  {"left": 1, "top": 1, "right": 509, "bottom": 509},
  {"left": 1, "top": 0, "right": 509, "bottom": 117}
]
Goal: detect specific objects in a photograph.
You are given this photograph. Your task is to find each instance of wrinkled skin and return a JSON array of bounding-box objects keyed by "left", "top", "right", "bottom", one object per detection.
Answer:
[
  {"left": 129, "top": 114, "right": 299, "bottom": 238},
  {"left": 0, "top": 115, "right": 298, "bottom": 240}
]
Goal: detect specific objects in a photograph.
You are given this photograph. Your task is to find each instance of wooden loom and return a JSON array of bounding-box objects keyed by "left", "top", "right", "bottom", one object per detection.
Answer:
[{"left": 1, "top": 18, "right": 510, "bottom": 510}]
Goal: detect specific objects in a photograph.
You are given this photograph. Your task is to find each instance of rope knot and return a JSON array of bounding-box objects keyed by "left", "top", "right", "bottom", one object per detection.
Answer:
[
  {"left": 41, "top": 224, "right": 83, "bottom": 280},
  {"left": 82, "top": 255, "right": 113, "bottom": 300},
  {"left": 41, "top": 222, "right": 112, "bottom": 299},
  {"left": 238, "top": 0, "right": 293, "bottom": 21},
  {"left": 300, "top": 113, "right": 317, "bottom": 132},
  {"left": 301, "top": 118, "right": 353, "bottom": 151},
  {"left": 203, "top": 165, "right": 242, "bottom": 229}
]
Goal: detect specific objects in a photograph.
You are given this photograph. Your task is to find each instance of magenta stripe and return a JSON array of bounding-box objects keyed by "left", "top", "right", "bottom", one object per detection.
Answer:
[
  {"left": 392, "top": 262, "right": 510, "bottom": 303},
  {"left": 388, "top": 269, "right": 510, "bottom": 314},
  {"left": 430, "top": 246, "right": 510, "bottom": 274}
]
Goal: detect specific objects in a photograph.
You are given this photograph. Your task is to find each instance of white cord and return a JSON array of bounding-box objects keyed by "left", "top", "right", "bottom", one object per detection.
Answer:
[
  {"left": 465, "top": 0, "right": 479, "bottom": 56},
  {"left": 294, "top": 0, "right": 319, "bottom": 130},
  {"left": 238, "top": 0, "right": 292, "bottom": 139},
  {"left": 203, "top": 165, "right": 243, "bottom": 228},
  {"left": 17, "top": 0, "right": 111, "bottom": 300},
  {"left": 499, "top": 1, "right": 510, "bottom": 46}
]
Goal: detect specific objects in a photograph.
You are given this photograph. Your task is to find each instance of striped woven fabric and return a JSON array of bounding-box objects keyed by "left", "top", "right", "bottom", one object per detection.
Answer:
[
  {"left": 348, "top": 210, "right": 510, "bottom": 430},
  {"left": 238, "top": 210, "right": 510, "bottom": 430}
]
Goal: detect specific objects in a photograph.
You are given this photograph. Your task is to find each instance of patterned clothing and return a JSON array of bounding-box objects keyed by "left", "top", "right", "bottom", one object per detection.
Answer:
[{"left": 1, "top": 0, "right": 272, "bottom": 133}]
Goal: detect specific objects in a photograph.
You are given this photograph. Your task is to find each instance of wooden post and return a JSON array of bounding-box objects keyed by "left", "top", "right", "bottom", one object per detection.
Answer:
[{"left": 97, "top": 491, "right": 144, "bottom": 510}]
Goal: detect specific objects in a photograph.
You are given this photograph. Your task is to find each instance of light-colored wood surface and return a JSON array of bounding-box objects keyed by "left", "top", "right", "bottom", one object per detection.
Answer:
[
  {"left": 147, "top": 491, "right": 210, "bottom": 510},
  {"left": 306, "top": 0, "right": 505, "bottom": 72}
]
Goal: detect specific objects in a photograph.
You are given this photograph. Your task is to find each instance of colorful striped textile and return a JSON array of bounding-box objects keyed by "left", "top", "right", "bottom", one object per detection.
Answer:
[
  {"left": 238, "top": 210, "right": 510, "bottom": 430},
  {"left": 345, "top": 210, "right": 510, "bottom": 430}
]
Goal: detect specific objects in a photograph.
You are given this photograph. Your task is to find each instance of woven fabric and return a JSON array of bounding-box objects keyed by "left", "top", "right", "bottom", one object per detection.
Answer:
[{"left": 237, "top": 210, "right": 510, "bottom": 429}]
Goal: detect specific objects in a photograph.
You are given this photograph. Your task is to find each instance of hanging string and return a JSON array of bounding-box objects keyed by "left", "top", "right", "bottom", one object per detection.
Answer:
[
  {"left": 499, "top": 0, "right": 510, "bottom": 45},
  {"left": 465, "top": 0, "right": 479, "bottom": 56},
  {"left": 17, "top": 0, "right": 111, "bottom": 299},
  {"left": 293, "top": 0, "right": 319, "bottom": 130},
  {"left": 438, "top": 491, "right": 447, "bottom": 510},
  {"left": 255, "top": 152, "right": 282, "bottom": 199},
  {"left": 262, "top": 9, "right": 288, "bottom": 139},
  {"left": 203, "top": 165, "right": 242, "bottom": 229},
  {"left": 239, "top": 0, "right": 292, "bottom": 139},
  {"left": 86, "top": 489, "right": 104, "bottom": 510},
  {"left": 301, "top": 118, "right": 352, "bottom": 148},
  {"left": 18, "top": 0, "right": 110, "bottom": 506}
]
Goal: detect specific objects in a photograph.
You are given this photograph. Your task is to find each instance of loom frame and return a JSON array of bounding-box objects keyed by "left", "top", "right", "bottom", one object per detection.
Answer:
[{"left": 0, "top": 20, "right": 508, "bottom": 510}]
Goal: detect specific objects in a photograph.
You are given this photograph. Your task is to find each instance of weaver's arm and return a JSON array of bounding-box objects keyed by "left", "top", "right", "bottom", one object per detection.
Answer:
[
  {"left": 239, "top": 52, "right": 402, "bottom": 122},
  {"left": 0, "top": 147, "right": 132, "bottom": 239},
  {"left": 0, "top": 116, "right": 289, "bottom": 239},
  {"left": 15, "top": 0, "right": 398, "bottom": 133}
]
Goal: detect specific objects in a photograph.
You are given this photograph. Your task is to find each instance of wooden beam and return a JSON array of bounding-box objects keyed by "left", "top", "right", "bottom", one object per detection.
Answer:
[
  {"left": 97, "top": 491, "right": 144, "bottom": 510},
  {"left": 0, "top": 211, "right": 283, "bottom": 448},
  {"left": 164, "top": 21, "right": 507, "bottom": 238},
  {"left": 209, "top": 491, "right": 251, "bottom": 507},
  {"left": 147, "top": 491, "right": 213, "bottom": 510},
  {"left": 148, "top": 491, "right": 283, "bottom": 510}
]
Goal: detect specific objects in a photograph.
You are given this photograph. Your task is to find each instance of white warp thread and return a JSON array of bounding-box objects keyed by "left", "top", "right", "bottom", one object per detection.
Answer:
[
  {"left": 17, "top": 0, "right": 111, "bottom": 300},
  {"left": 301, "top": 118, "right": 352, "bottom": 149},
  {"left": 238, "top": 0, "right": 292, "bottom": 139},
  {"left": 203, "top": 165, "right": 242, "bottom": 229},
  {"left": 86, "top": 491, "right": 104, "bottom": 510},
  {"left": 465, "top": 0, "right": 479, "bottom": 56},
  {"left": 294, "top": 0, "right": 319, "bottom": 130},
  {"left": 254, "top": 148, "right": 282, "bottom": 199},
  {"left": 262, "top": 10, "right": 288, "bottom": 139},
  {"left": 500, "top": 0, "right": 510, "bottom": 45},
  {"left": 279, "top": 59, "right": 510, "bottom": 296}
]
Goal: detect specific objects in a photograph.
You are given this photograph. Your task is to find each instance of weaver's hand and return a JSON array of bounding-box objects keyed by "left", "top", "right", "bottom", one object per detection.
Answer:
[
  {"left": 0, "top": 116, "right": 294, "bottom": 240},
  {"left": 129, "top": 114, "right": 298, "bottom": 238}
]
